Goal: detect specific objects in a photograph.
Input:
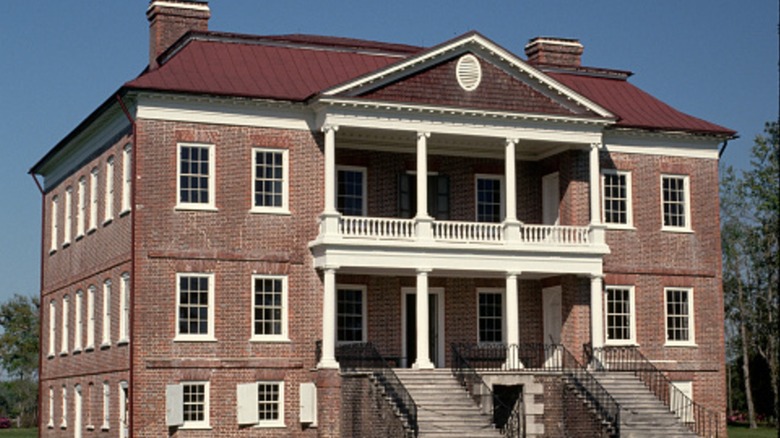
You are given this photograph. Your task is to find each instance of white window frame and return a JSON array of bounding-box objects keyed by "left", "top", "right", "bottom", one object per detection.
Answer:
[
  {"left": 50, "top": 195, "right": 59, "bottom": 254},
  {"left": 89, "top": 168, "right": 98, "bottom": 232},
  {"left": 477, "top": 288, "right": 505, "bottom": 344},
  {"left": 121, "top": 144, "right": 132, "bottom": 215},
  {"left": 250, "top": 275, "right": 289, "bottom": 342},
  {"left": 175, "top": 273, "right": 216, "bottom": 342},
  {"left": 74, "top": 291, "right": 83, "bottom": 353},
  {"left": 118, "top": 381, "right": 129, "bottom": 438},
  {"left": 664, "top": 287, "right": 696, "bottom": 346},
  {"left": 336, "top": 165, "right": 367, "bottom": 217},
  {"left": 180, "top": 381, "right": 211, "bottom": 430},
  {"left": 474, "top": 174, "right": 505, "bottom": 223},
  {"left": 251, "top": 147, "right": 289, "bottom": 214},
  {"left": 336, "top": 285, "right": 367, "bottom": 344},
  {"left": 118, "top": 273, "right": 130, "bottom": 344},
  {"left": 77, "top": 177, "right": 86, "bottom": 239},
  {"left": 257, "top": 381, "right": 285, "bottom": 428},
  {"left": 63, "top": 187, "right": 72, "bottom": 246},
  {"left": 661, "top": 174, "right": 691, "bottom": 232},
  {"left": 101, "top": 381, "right": 110, "bottom": 431},
  {"left": 104, "top": 156, "right": 115, "bottom": 225},
  {"left": 602, "top": 169, "right": 633, "bottom": 228},
  {"left": 101, "top": 280, "right": 111, "bottom": 348},
  {"left": 604, "top": 286, "right": 637, "bottom": 345},
  {"left": 47, "top": 386, "right": 54, "bottom": 428},
  {"left": 48, "top": 300, "right": 56, "bottom": 358},
  {"left": 86, "top": 286, "right": 96, "bottom": 351},
  {"left": 74, "top": 384, "right": 83, "bottom": 438},
  {"left": 61, "top": 294, "right": 69, "bottom": 356},
  {"left": 61, "top": 385, "right": 68, "bottom": 429},
  {"left": 176, "top": 143, "right": 216, "bottom": 211},
  {"left": 86, "top": 383, "right": 94, "bottom": 430}
]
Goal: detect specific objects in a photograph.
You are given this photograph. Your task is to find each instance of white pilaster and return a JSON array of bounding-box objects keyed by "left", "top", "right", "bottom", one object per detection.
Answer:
[
  {"left": 505, "top": 272, "right": 523, "bottom": 369},
  {"left": 318, "top": 268, "right": 339, "bottom": 369},
  {"left": 589, "top": 143, "right": 602, "bottom": 226},
  {"left": 413, "top": 268, "right": 434, "bottom": 369}
]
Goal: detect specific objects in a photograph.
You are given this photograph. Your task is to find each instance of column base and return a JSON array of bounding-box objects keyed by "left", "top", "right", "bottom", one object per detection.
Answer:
[
  {"left": 317, "top": 358, "right": 340, "bottom": 370},
  {"left": 411, "top": 360, "right": 435, "bottom": 370}
]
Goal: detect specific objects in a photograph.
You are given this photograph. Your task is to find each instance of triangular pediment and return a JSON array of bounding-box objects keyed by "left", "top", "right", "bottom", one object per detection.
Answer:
[{"left": 321, "top": 32, "right": 613, "bottom": 120}]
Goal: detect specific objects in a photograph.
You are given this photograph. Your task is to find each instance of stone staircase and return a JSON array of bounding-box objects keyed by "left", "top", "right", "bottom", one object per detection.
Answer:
[
  {"left": 592, "top": 372, "right": 697, "bottom": 438},
  {"left": 394, "top": 369, "right": 502, "bottom": 438}
]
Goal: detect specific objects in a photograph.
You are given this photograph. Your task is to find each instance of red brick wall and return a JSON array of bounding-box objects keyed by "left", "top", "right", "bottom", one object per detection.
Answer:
[{"left": 40, "top": 134, "right": 132, "bottom": 437}]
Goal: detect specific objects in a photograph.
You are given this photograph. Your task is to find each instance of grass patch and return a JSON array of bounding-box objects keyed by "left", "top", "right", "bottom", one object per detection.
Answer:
[
  {"left": 728, "top": 424, "right": 778, "bottom": 438},
  {"left": 0, "top": 429, "right": 37, "bottom": 438}
]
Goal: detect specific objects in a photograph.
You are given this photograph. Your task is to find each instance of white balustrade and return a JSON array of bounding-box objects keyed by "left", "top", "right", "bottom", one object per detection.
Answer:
[
  {"left": 340, "top": 216, "right": 415, "bottom": 240},
  {"left": 433, "top": 221, "right": 504, "bottom": 243},
  {"left": 519, "top": 224, "right": 590, "bottom": 245}
]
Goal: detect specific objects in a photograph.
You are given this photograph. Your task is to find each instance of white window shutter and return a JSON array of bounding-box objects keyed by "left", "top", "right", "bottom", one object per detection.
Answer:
[
  {"left": 236, "top": 383, "right": 258, "bottom": 425},
  {"left": 165, "top": 385, "right": 183, "bottom": 427}
]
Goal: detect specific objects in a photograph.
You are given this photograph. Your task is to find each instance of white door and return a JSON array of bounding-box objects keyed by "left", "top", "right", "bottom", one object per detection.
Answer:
[
  {"left": 543, "top": 286, "right": 563, "bottom": 367},
  {"left": 542, "top": 172, "right": 560, "bottom": 226}
]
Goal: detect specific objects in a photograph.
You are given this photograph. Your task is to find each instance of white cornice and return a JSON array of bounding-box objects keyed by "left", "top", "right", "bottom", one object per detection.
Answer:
[
  {"left": 321, "top": 33, "right": 615, "bottom": 119},
  {"left": 135, "top": 92, "right": 314, "bottom": 131},
  {"left": 603, "top": 130, "right": 722, "bottom": 159},
  {"left": 147, "top": 1, "right": 210, "bottom": 13}
]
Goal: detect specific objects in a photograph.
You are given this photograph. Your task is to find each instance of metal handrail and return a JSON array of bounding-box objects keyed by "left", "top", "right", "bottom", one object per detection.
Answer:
[
  {"left": 451, "top": 343, "right": 521, "bottom": 437},
  {"left": 454, "top": 343, "right": 620, "bottom": 437},
  {"left": 317, "top": 341, "right": 418, "bottom": 436},
  {"left": 587, "top": 345, "right": 722, "bottom": 437}
]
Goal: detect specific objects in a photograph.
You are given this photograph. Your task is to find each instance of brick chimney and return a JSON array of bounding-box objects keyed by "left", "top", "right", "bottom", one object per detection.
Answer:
[
  {"left": 524, "top": 37, "right": 584, "bottom": 67},
  {"left": 147, "top": 0, "right": 210, "bottom": 69}
]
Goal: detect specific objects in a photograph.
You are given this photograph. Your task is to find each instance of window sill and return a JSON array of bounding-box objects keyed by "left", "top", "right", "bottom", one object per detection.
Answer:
[
  {"left": 179, "top": 425, "right": 212, "bottom": 430},
  {"left": 249, "top": 208, "right": 291, "bottom": 215},
  {"left": 47, "top": 423, "right": 54, "bottom": 429},
  {"left": 85, "top": 346, "right": 95, "bottom": 352},
  {"left": 49, "top": 249, "right": 57, "bottom": 256},
  {"left": 604, "top": 341, "right": 639, "bottom": 347},
  {"left": 75, "top": 234, "right": 84, "bottom": 242},
  {"left": 62, "top": 241, "right": 71, "bottom": 249},
  {"left": 117, "top": 339, "right": 129, "bottom": 346},
  {"left": 119, "top": 209, "right": 131, "bottom": 218},
  {"left": 604, "top": 225, "right": 636, "bottom": 231},
  {"left": 47, "top": 353, "right": 55, "bottom": 359},
  {"left": 86, "top": 425, "right": 95, "bottom": 431},
  {"left": 100, "top": 342, "right": 111, "bottom": 350},
  {"left": 73, "top": 348, "right": 82, "bottom": 355},
  {"left": 59, "top": 351, "right": 68, "bottom": 357},
  {"left": 249, "top": 337, "right": 291, "bottom": 343},
  {"left": 174, "top": 336, "right": 218, "bottom": 343},
  {"left": 665, "top": 342, "right": 698, "bottom": 348},
  {"left": 103, "top": 218, "right": 113, "bottom": 227},
  {"left": 87, "top": 227, "right": 97, "bottom": 235},
  {"left": 661, "top": 227, "right": 694, "bottom": 234},
  {"left": 175, "top": 205, "right": 218, "bottom": 212},
  {"left": 101, "top": 425, "right": 110, "bottom": 431},
  {"left": 255, "top": 423, "right": 286, "bottom": 429}
]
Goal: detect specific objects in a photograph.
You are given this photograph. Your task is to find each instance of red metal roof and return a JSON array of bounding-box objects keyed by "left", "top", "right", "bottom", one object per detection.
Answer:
[
  {"left": 127, "top": 35, "right": 411, "bottom": 101},
  {"left": 548, "top": 71, "right": 735, "bottom": 136},
  {"left": 126, "top": 32, "right": 734, "bottom": 136}
]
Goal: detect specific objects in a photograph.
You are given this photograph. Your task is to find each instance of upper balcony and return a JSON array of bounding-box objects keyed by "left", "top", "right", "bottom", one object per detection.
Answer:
[{"left": 308, "top": 126, "right": 610, "bottom": 278}]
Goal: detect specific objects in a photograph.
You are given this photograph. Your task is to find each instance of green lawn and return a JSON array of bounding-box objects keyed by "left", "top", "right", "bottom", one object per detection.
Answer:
[
  {"left": 0, "top": 429, "right": 37, "bottom": 438},
  {"left": 729, "top": 424, "right": 778, "bottom": 438}
]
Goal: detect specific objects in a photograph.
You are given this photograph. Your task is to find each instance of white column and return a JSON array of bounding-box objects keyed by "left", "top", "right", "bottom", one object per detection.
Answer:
[
  {"left": 416, "top": 132, "right": 431, "bottom": 219},
  {"left": 504, "top": 139, "right": 521, "bottom": 242},
  {"left": 589, "top": 143, "right": 602, "bottom": 226},
  {"left": 323, "top": 125, "right": 339, "bottom": 214},
  {"left": 413, "top": 269, "right": 434, "bottom": 369},
  {"left": 318, "top": 268, "right": 339, "bottom": 369},
  {"left": 505, "top": 273, "right": 523, "bottom": 369},
  {"left": 590, "top": 275, "right": 605, "bottom": 367}
]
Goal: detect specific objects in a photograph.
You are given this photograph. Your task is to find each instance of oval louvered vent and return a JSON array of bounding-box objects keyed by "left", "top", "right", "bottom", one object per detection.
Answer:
[{"left": 456, "top": 54, "right": 482, "bottom": 91}]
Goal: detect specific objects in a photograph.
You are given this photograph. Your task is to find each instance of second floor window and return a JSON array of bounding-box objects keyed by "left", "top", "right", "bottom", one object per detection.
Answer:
[
  {"left": 252, "top": 148, "right": 288, "bottom": 213},
  {"left": 661, "top": 175, "right": 690, "bottom": 231},
  {"left": 337, "top": 166, "right": 366, "bottom": 216},
  {"left": 177, "top": 144, "right": 214, "bottom": 209},
  {"left": 602, "top": 170, "right": 632, "bottom": 226},
  {"left": 475, "top": 175, "right": 504, "bottom": 223},
  {"left": 399, "top": 173, "right": 450, "bottom": 220}
]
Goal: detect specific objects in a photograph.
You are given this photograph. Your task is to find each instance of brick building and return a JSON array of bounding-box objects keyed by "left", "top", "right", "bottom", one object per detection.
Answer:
[{"left": 31, "top": 1, "right": 734, "bottom": 437}]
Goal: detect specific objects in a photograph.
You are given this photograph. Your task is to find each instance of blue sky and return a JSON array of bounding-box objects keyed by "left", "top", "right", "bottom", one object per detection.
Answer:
[{"left": 0, "top": 0, "right": 776, "bottom": 305}]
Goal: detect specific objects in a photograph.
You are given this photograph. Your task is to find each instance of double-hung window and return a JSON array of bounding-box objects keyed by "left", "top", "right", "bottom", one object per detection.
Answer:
[
  {"left": 101, "top": 381, "right": 110, "bottom": 431},
  {"left": 118, "top": 273, "right": 130, "bottom": 344},
  {"left": 337, "top": 286, "right": 366, "bottom": 343},
  {"left": 665, "top": 287, "right": 695, "bottom": 345},
  {"left": 478, "top": 289, "right": 504, "bottom": 344},
  {"left": 64, "top": 187, "right": 72, "bottom": 246},
  {"left": 177, "top": 143, "right": 215, "bottom": 210},
  {"left": 61, "top": 385, "right": 68, "bottom": 429},
  {"left": 475, "top": 175, "right": 504, "bottom": 223},
  {"left": 86, "top": 286, "right": 96, "bottom": 350},
  {"left": 337, "top": 166, "right": 366, "bottom": 216},
  {"left": 602, "top": 170, "right": 633, "bottom": 227},
  {"left": 74, "top": 291, "right": 83, "bottom": 353},
  {"left": 104, "top": 157, "right": 114, "bottom": 224},
  {"left": 101, "top": 280, "right": 111, "bottom": 348},
  {"left": 251, "top": 275, "right": 288, "bottom": 341},
  {"left": 48, "top": 300, "right": 56, "bottom": 358},
  {"left": 166, "top": 381, "right": 210, "bottom": 429},
  {"left": 89, "top": 168, "right": 98, "bottom": 232},
  {"left": 121, "top": 144, "right": 132, "bottom": 214},
  {"left": 61, "top": 295, "right": 69, "bottom": 355},
  {"left": 50, "top": 195, "right": 59, "bottom": 253},
  {"left": 237, "top": 382, "right": 285, "bottom": 428},
  {"left": 77, "top": 177, "right": 86, "bottom": 239},
  {"left": 252, "top": 148, "right": 289, "bottom": 213},
  {"left": 176, "top": 274, "right": 215, "bottom": 341},
  {"left": 661, "top": 175, "right": 691, "bottom": 231},
  {"left": 605, "top": 286, "right": 636, "bottom": 345}
]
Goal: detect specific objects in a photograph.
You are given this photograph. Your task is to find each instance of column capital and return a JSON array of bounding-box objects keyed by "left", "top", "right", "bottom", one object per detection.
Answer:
[
  {"left": 506, "top": 272, "right": 522, "bottom": 279},
  {"left": 416, "top": 268, "right": 432, "bottom": 274},
  {"left": 322, "top": 266, "right": 340, "bottom": 273},
  {"left": 505, "top": 138, "right": 519, "bottom": 146},
  {"left": 588, "top": 273, "right": 603, "bottom": 280},
  {"left": 590, "top": 142, "right": 603, "bottom": 150},
  {"left": 321, "top": 124, "right": 339, "bottom": 134},
  {"left": 417, "top": 131, "right": 431, "bottom": 140}
]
